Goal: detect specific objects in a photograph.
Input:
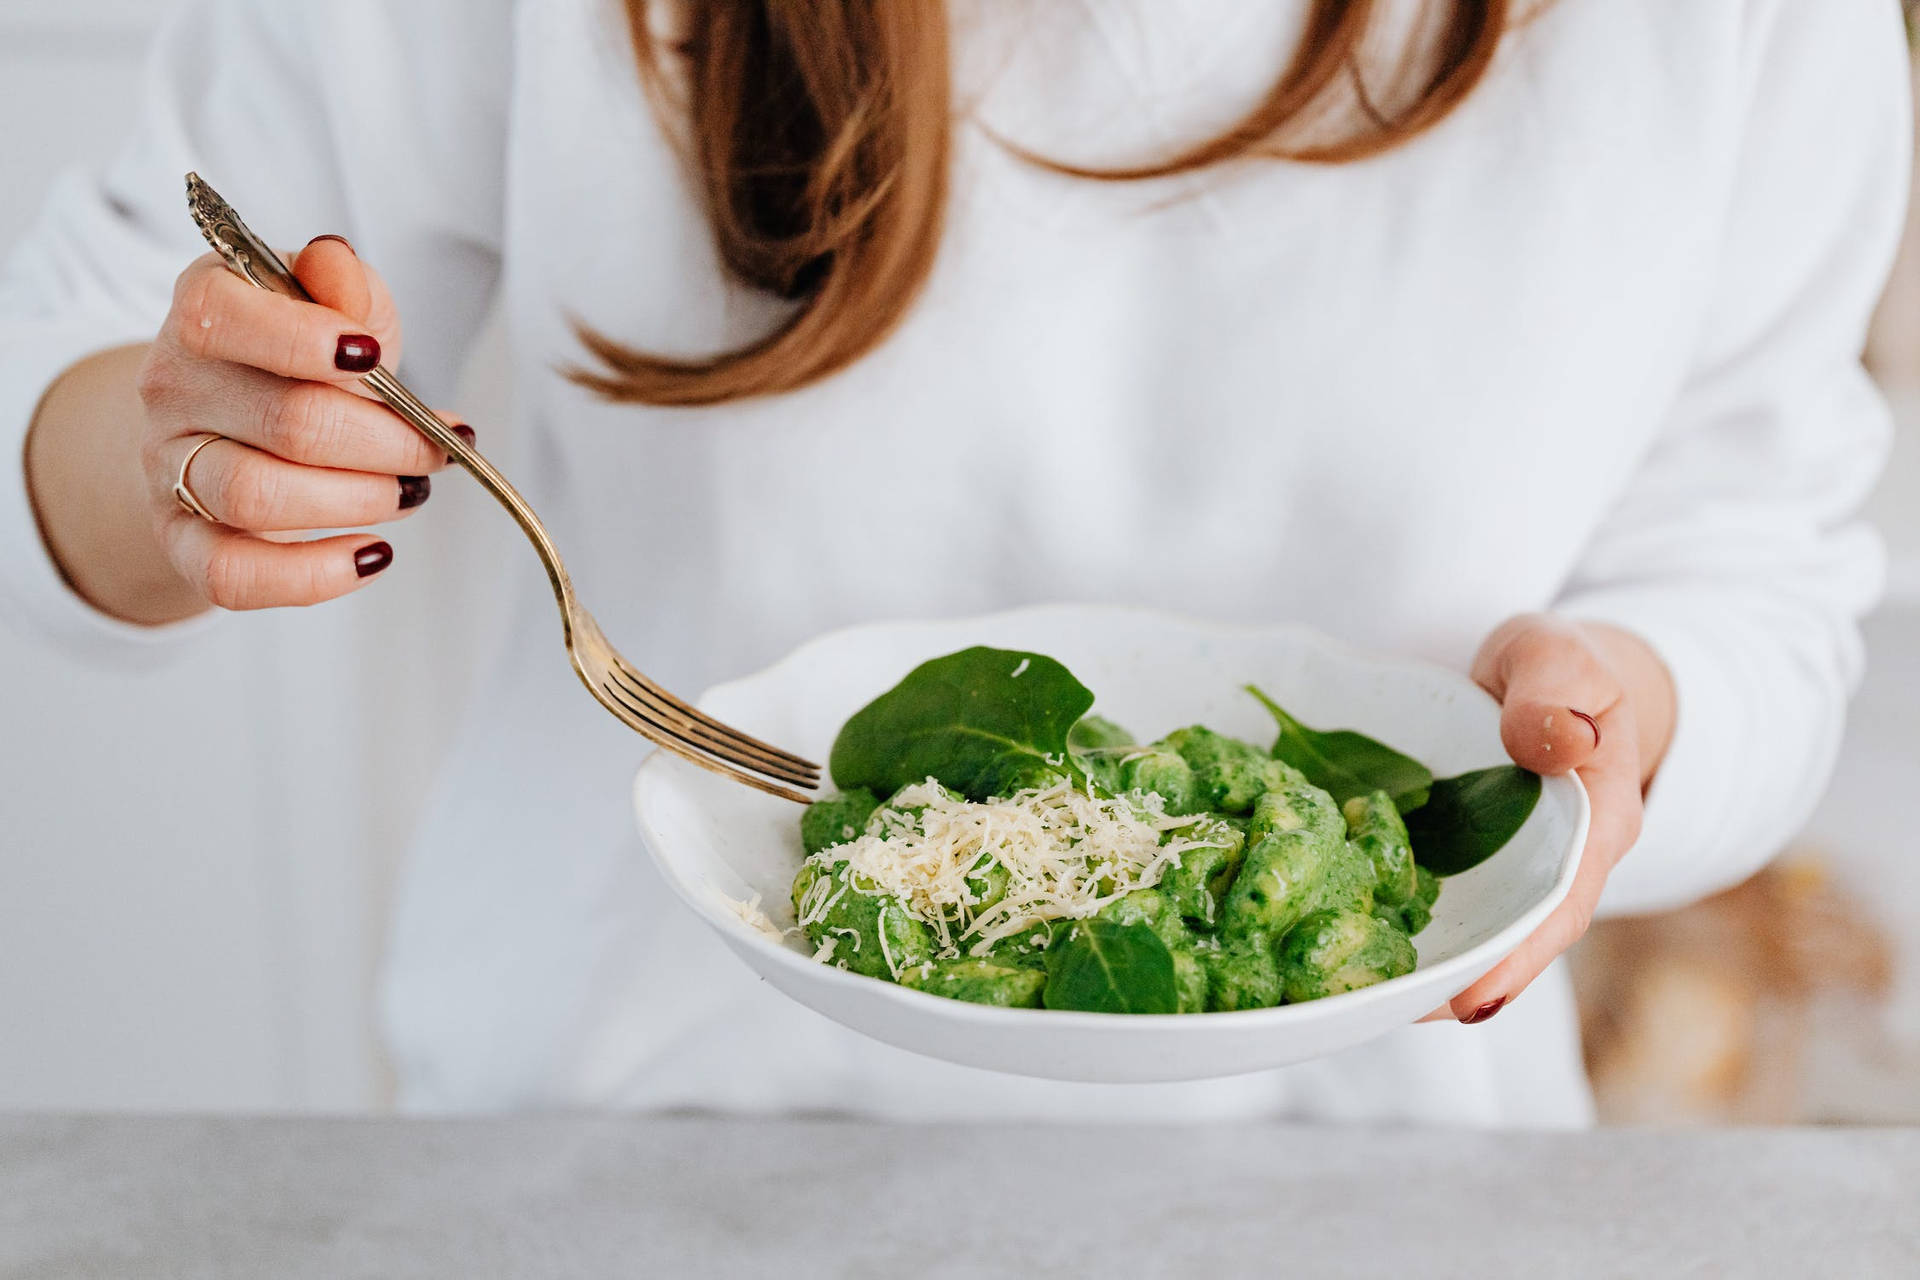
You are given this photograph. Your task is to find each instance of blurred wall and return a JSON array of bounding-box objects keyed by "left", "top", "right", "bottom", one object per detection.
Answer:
[
  {"left": 1823, "top": 44, "right": 1920, "bottom": 1103},
  {"left": 0, "top": 0, "right": 1915, "bottom": 1113}
]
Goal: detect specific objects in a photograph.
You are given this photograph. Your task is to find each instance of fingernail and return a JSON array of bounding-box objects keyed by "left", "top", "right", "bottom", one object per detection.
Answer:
[
  {"left": 444, "top": 425, "right": 476, "bottom": 465},
  {"left": 398, "top": 475, "right": 431, "bottom": 510},
  {"left": 354, "top": 541, "right": 393, "bottom": 578},
  {"left": 307, "top": 233, "right": 355, "bottom": 255},
  {"left": 1570, "top": 709, "right": 1601, "bottom": 748},
  {"left": 1463, "top": 997, "right": 1507, "bottom": 1025},
  {"left": 335, "top": 334, "right": 380, "bottom": 373}
]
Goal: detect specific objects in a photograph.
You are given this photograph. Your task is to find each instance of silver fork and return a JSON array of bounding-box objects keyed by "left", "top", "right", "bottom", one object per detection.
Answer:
[{"left": 184, "top": 173, "right": 820, "bottom": 803}]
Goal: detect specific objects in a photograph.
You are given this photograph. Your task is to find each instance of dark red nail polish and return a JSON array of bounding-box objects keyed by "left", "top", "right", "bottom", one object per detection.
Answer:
[
  {"left": 335, "top": 334, "right": 380, "bottom": 373},
  {"left": 1463, "top": 997, "right": 1507, "bottom": 1025},
  {"left": 354, "top": 541, "right": 393, "bottom": 578},
  {"left": 445, "top": 425, "right": 476, "bottom": 464},
  {"left": 398, "top": 475, "right": 431, "bottom": 510},
  {"left": 307, "top": 234, "right": 355, "bottom": 255},
  {"left": 1570, "top": 709, "right": 1601, "bottom": 748}
]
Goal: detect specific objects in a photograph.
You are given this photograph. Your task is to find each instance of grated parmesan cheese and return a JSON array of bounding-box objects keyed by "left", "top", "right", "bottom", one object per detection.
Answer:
[
  {"left": 726, "top": 891, "right": 789, "bottom": 942},
  {"left": 806, "top": 777, "right": 1228, "bottom": 959}
]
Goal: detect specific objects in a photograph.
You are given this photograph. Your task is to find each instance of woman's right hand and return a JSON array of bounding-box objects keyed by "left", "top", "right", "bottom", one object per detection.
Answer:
[{"left": 133, "top": 236, "right": 467, "bottom": 609}]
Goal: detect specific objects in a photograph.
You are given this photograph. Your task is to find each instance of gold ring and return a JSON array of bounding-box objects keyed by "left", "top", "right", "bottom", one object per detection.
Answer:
[{"left": 172, "top": 433, "right": 222, "bottom": 523}]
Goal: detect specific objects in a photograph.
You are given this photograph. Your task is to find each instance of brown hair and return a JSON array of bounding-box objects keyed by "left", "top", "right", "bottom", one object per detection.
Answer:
[{"left": 572, "top": 0, "right": 1512, "bottom": 406}]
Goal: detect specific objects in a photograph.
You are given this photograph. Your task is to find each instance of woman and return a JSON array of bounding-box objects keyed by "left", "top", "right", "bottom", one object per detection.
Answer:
[{"left": 2, "top": 0, "right": 1906, "bottom": 1123}]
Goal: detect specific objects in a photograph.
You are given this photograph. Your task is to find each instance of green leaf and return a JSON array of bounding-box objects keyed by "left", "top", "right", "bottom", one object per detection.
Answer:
[
  {"left": 1404, "top": 766, "right": 1542, "bottom": 876},
  {"left": 1042, "top": 920, "right": 1179, "bottom": 1014},
  {"left": 829, "top": 647, "right": 1094, "bottom": 801},
  {"left": 1245, "top": 686, "right": 1433, "bottom": 813}
]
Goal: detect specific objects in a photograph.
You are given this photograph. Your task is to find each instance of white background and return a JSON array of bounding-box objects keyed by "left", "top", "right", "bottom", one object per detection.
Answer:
[{"left": 2, "top": 0, "right": 1917, "bottom": 1111}]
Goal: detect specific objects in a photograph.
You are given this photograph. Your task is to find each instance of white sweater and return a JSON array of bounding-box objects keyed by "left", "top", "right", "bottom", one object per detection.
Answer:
[{"left": 0, "top": 0, "right": 1907, "bottom": 1124}]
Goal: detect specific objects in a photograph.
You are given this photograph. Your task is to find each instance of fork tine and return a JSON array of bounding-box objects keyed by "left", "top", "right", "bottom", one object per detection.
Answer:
[
  {"left": 595, "top": 680, "right": 817, "bottom": 803},
  {"left": 603, "top": 653, "right": 821, "bottom": 775},
  {"left": 601, "top": 666, "right": 821, "bottom": 788},
  {"left": 600, "top": 660, "right": 821, "bottom": 784},
  {"left": 597, "top": 676, "right": 818, "bottom": 796}
]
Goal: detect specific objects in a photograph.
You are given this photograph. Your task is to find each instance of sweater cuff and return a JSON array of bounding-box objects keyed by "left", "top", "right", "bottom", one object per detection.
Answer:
[
  {"left": 1558, "top": 587, "right": 1768, "bottom": 918},
  {"left": 0, "top": 322, "right": 217, "bottom": 667}
]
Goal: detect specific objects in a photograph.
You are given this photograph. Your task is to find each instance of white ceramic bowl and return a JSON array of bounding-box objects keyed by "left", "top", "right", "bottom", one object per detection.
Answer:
[{"left": 634, "top": 605, "right": 1587, "bottom": 1084}]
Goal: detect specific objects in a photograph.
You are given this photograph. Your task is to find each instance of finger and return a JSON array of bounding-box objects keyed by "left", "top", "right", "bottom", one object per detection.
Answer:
[
  {"left": 163, "top": 517, "right": 394, "bottom": 611},
  {"left": 1445, "top": 723, "right": 1644, "bottom": 1022},
  {"left": 196, "top": 362, "right": 465, "bottom": 476},
  {"left": 166, "top": 256, "right": 386, "bottom": 383},
  {"left": 1473, "top": 618, "right": 1620, "bottom": 776},
  {"left": 169, "top": 434, "right": 429, "bottom": 533}
]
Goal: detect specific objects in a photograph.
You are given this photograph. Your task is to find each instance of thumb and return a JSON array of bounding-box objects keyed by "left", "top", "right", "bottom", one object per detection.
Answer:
[
  {"left": 1471, "top": 618, "right": 1617, "bottom": 777},
  {"left": 290, "top": 236, "right": 402, "bottom": 365},
  {"left": 292, "top": 235, "right": 373, "bottom": 322}
]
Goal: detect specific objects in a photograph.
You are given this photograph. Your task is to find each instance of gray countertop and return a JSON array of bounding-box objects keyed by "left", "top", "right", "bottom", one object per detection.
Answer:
[{"left": 2, "top": 1116, "right": 1915, "bottom": 1278}]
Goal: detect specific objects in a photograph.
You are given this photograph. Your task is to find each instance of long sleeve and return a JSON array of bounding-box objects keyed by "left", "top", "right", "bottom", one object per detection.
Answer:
[
  {"left": 1562, "top": 0, "right": 1911, "bottom": 915},
  {"left": 0, "top": 0, "right": 511, "bottom": 665}
]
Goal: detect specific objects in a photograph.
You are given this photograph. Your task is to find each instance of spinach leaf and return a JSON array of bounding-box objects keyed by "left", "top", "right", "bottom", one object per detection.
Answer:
[
  {"left": 1404, "top": 765, "right": 1542, "bottom": 876},
  {"left": 1042, "top": 920, "right": 1179, "bottom": 1014},
  {"left": 1067, "top": 715, "right": 1135, "bottom": 752},
  {"left": 830, "top": 647, "right": 1094, "bottom": 801},
  {"left": 1245, "top": 686, "right": 1433, "bottom": 813}
]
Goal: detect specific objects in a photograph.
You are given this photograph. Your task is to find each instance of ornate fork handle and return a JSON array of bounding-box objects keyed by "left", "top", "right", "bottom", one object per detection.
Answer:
[{"left": 185, "top": 173, "right": 579, "bottom": 629}]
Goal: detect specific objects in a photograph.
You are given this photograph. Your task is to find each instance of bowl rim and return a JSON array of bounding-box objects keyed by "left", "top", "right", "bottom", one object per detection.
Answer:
[{"left": 634, "top": 604, "right": 1590, "bottom": 1031}]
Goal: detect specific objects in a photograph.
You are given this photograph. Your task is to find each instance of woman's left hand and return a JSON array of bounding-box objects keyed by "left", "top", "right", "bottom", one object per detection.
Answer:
[{"left": 1429, "top": 613, "right": 1677, "bottom": 1024}]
